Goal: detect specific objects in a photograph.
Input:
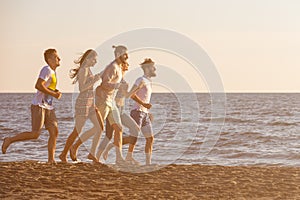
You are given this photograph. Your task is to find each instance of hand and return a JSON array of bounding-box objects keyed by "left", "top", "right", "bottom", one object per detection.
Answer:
[
  {"left": 54, "top": 90, "right": 62, "bottom": 99},
  {"left": 143, "top": 103, "right": 152, "bottom": 109},
  {"left": 120, "top": 82, "right": 129, "bottom": 91},
  {"left": 115, "top": 83, "right": 121, "bottom": 89},
  {"left": 95, "top": 107, "right": 104, "bottom": 130},
  {"left": 94, "top": 73, "right": 102, "bottom": 82},
  {"left": 149, "top": 113, "right": 154, "bottom": 122}
]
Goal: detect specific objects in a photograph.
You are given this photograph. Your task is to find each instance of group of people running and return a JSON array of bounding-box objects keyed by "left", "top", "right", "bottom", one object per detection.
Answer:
[{"left": 1, "top": 45, "right": 156, "bottom": 165}]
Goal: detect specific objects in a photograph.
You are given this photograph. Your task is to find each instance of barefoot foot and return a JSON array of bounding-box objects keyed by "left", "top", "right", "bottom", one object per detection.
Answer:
[
  {"left": 102, "top": 149, "right": 109, "bottom": 161},
  {"left": 87, "top": 153, "right": 99, "bottom": 163},
  {"left": 69, "top": 146, "right": 78, "bottom": 161},
  {"left": 59, "top": 153, "right": 67, "bottom": 163},
  {"left": 115, "top": 158, "right": 128, "bottom": 166},
  {"left": 47, "top": 160, "right": 57, "bottom": 165},
  {"left": 2, "top": 137, "right": 11, "bottom": 154},
  {"left": 125, "top": 157, "right": 140, "bottom": 165}
]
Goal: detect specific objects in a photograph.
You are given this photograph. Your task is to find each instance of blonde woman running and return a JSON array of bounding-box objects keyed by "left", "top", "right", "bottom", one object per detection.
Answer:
[{"left": 59, "top": 49, "right": 103, "bottom": 162}]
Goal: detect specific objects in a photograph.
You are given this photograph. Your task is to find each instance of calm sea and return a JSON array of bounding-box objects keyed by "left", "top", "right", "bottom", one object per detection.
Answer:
[{"left": 0, "top": 93, "right": 299, "bottom": 166}]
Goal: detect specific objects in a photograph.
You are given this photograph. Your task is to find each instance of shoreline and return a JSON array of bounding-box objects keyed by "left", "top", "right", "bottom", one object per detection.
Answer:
[{"left": 1, "top": 161, "right": 299, "bottom": 199}]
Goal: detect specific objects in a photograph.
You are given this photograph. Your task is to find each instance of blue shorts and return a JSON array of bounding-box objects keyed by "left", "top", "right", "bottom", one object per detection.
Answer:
[{"left": 130, "top": 109, "right": 153, "bottom": 138}]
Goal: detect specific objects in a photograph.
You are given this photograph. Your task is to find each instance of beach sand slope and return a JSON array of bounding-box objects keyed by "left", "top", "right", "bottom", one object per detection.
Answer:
[{"left": 0, "top": 161, "right": 299, "bottom": 199}]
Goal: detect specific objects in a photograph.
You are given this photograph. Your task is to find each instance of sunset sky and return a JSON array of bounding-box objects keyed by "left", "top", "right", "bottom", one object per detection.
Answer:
[{"left": 1, "top": 0, "right": 299, "bottom": 93}]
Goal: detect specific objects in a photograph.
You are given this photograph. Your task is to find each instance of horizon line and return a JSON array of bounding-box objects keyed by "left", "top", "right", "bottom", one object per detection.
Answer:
[{"left": 0, "top": 91, "right": 300, "bottom": 94}]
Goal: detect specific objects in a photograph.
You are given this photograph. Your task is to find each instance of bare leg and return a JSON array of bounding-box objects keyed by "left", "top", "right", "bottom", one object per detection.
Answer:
[
  {"left": 70, "top": 126, "right": 97, "bottom": 161},
  {"left": 96, "top": 119, "right": 113, "bottom": 160},
  {"left": 67, "top": 113, "right": 100, "bottom": 161},
  {"left": 59, "top": 127, "right": 78, "bottom": 162},
  {"left": 102, "top": 135, "right": 133, "bottom": 160},
  {"left": 112, "top": 124, "right": 125, "bottom": 164},
  {"left": 122, "top": 136, "right": 133, "bottom": 145},
  {"left": 47, "top": 126, "right": 59, "bottom": 164},
  {"left": 126, "top": 136, "right": 137, "bottom": 153},
  {"left": 125, "top": 136, "right": 139, "bottom": 164},
  {"left": 71, "top": 138, "right": 83, "bottom": 161},
  {"left": 102, "top": 142, "right": 113, "bottom": 160},
  {"left": 87, "top": 131, "right": 102, "bottom": 162},
  {"left": 145, "top": 136, "right": 154, "bottom": 165},
  {"left": 2, "top": 131, "right": 40, "bottom": 154},
  {"left": 120, "top": 112, "right": 140, "bottom": 163},
  {"left": 62, "top": 116, "right": 85, "bottom": 162},
  {"left": 87, "top": 114, "right": 103, "bottom": 162},
  {"left": 128, "top": 144, "right": 135, "bottom": 153}
]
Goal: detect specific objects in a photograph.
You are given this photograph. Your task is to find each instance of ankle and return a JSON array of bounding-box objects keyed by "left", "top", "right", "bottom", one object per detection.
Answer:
[
  {"left": 146, "top": 153, "right": 152, "bottom": 165},
  {"left": 126, "top": 152, "right": 133, "bottom": 159}
]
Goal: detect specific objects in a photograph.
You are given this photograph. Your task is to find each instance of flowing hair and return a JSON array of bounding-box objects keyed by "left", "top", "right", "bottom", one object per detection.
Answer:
[{"left": 70, "top": 49, "right": 97, "bottom": 84}]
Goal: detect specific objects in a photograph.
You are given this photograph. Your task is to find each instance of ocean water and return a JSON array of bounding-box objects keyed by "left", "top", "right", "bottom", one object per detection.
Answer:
[{"left": 0, "top": 93, "right": 299, "bottom": 167}]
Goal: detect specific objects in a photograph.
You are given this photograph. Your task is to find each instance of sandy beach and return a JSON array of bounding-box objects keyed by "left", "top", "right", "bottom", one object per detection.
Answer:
[{"left": 0, "top": 161, "right": 299, "bottom": 199}]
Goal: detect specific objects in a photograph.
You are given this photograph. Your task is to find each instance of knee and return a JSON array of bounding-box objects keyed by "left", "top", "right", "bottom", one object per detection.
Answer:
[
  {"left": 49, "top": 127, "right": 59, "bottom": 138},
  {"left": 31, "top": 131, "right": 41, "bottom": 139},
  {"left": 146, "top": 136, "right": 154, "bottom": 144},
  {"left": 129, "top": 126, "right": 140, "bottom": 138},
  {"left": 53, "top": 131, "right": 58, "bottom": 138},
  {"left": 74, "top": 126, "right": 83, "bottom": 135},
  {"left": 72, "top": 127, "right": 79, "bottom": 137},
  {"left": 130, "top": 136, "right": 138, "bottom": 145},
  {"left": 112, "top": 124, "right": 122, "bottom": 133}
]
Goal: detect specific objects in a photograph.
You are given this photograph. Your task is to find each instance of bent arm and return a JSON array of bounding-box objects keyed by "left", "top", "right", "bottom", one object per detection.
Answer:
[
  {"left": 78, "top": 69, "right": 103, "bottom": 93},
  {"left": 101, "top": 66, "right": 119, "bottom": 91},
  {"left": 127, "top": 82, "right": 152, "bottom": 109},
  {"left": 125, "top": 84, "right": 140, "bottom": 98},
  {"left": 35, "top": 78, "right": 61, "bottom": 99},
  {"left": 131, "top": 94, "right": 152, "bottom": 109}
]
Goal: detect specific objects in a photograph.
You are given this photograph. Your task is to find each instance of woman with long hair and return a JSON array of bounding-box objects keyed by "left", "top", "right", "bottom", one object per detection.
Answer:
[{"left": 59, "top": 49, "right": 103, "bottom": 162}]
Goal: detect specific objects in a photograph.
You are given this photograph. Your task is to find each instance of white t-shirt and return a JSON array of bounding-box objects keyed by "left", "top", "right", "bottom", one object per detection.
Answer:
[
  {"left": 132, "top": 76, "right": 152, "bottom": 113},
  {"left": 32, "top": 66, "right": 57, "bottom": 110}
]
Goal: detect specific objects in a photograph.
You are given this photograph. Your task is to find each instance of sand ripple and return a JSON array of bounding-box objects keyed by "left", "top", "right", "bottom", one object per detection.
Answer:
[{"left": 0, "top": 161, "right": 299, "bottom": 199}]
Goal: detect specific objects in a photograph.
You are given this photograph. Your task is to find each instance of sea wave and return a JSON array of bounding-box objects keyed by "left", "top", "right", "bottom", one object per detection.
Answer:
[
  {"left": 267, "top": 121, "right": 299, "bottom": 126},
  {"left": 0, "top": 127, "right": 14, "bottom": 132},
  {"left": 57, "top": 117, "right": 74, "bottom": 122},
  {"left": 201, "top": 117, "right": 259, "bottom": 124},
  {"left": 1, "top": 93, "right": 300, "bottom": 167}
]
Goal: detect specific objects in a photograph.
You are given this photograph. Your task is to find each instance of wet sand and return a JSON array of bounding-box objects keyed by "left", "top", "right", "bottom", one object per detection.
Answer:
[{"left": 0, "top": 161, "right": 299, "bottom": 199}]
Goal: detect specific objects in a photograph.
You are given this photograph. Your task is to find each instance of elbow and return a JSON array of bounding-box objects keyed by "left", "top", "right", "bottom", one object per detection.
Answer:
[
  {"left": 35, "top": 83, "right": 40, "bottom": 91},
  {"left": 35, "top": 81, "right": 44, "bottom": 92},
  {"left": 130, "top": 94, "right": 137, "bottom": 99}
]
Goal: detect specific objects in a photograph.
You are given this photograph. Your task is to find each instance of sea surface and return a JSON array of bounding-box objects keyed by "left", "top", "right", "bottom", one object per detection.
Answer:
[{"left": 0, "top": 93, "right": 299, "bottom": 167}]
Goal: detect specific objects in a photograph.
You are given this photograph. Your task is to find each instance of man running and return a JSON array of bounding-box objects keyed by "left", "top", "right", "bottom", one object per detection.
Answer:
[
  {"left": 2, "top": 48, "right": 62, "bottom": 164},
  {"left": 88, "top": 45, "right": 128, "bottom": 164},
  {"left": 103, "top": 58, "right": 156, "bottom": 165}
]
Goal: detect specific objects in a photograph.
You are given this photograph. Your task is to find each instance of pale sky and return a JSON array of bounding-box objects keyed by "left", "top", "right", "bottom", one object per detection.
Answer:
[{"left": 0, "top": 0, "right": 300, "bottom": 93}]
